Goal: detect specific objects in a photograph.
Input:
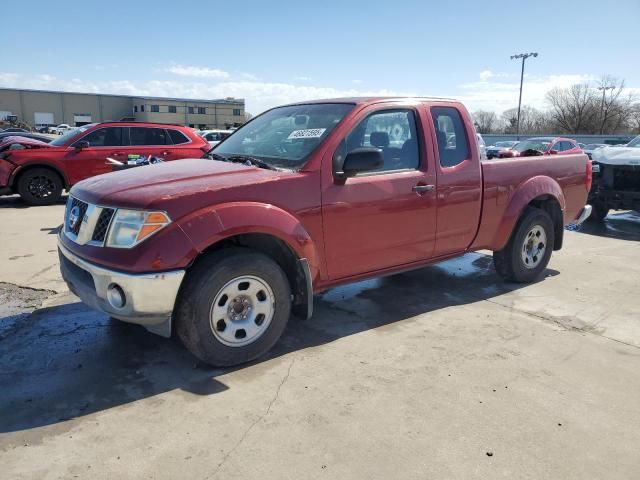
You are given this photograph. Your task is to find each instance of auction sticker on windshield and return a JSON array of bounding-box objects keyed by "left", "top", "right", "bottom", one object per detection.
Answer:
[{"left": 287, "top": 128, "right": 326, "bottom": 139}]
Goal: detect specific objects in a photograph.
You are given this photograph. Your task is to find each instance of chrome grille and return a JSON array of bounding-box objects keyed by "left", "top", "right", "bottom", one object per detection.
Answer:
[
  {"left": 64, "top": 195, "right": 116, "bottom": 246},
  {"left": 91, "top": 208, "right": 115, "bottom": 242}
]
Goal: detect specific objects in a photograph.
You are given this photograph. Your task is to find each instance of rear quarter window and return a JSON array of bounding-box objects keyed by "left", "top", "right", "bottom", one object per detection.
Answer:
[
  {"left": 167, "top": 129, "right": 191, "bottom": 145},
  {"left": 430, "top": 107, "right": 470, "bottom": 167}
]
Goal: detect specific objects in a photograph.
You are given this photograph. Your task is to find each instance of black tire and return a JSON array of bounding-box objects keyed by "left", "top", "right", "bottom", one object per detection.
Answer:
[
  {"left": 175, "top": 248, "right": 291, "bottom": 367},
  {"left": 16, "top": 167, "right": 63, "bottom": 205},
  {"left": 588, "top": 199, "right": 608, "bottom": 222},
  {"left": 493, "top": 207, "right": 555, "bottom": 283}
]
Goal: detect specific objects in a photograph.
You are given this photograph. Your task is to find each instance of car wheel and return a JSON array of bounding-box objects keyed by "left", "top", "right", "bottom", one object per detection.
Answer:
[
  {"left": 175, "top": 248, "right": 291, "bottom": 367},
  {"left": 17, "top": 167, "right": 63, "bottom": 205},
  {"left": 588, "top": 199, "right": 608, "bottom": 222},
  {"left": 493, "top": 207, "right": 554, "bottom": 283}
]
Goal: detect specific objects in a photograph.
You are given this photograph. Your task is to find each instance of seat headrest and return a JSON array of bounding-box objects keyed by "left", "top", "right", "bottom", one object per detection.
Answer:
[{"left": 370, "top": 131, "right": 389, "bottom": 148}]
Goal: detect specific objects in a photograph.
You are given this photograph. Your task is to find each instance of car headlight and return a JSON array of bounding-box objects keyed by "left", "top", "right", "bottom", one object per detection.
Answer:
[{"left": 106, "top": 209, "right": 171, "bottom": 248}]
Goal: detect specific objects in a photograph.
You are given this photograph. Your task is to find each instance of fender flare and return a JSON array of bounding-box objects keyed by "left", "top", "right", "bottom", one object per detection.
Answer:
[
  {"left": 9, "top": 161, "right": 70, "bottom": 188},
  {"left": 177, "top": 201, "right": 321, "bottom": 280},
  {"left": 492, "top": 175, "right": 566, "bottom": 251}
]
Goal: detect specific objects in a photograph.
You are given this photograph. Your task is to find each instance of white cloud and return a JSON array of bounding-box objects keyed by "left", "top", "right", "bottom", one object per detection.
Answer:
[
  {"left": 458, "top": 71, "right": 597, "bottom": 114},
  {"left": 164, "top": 65, "right": 230, "bottom": 79},
  {"left": 0, "top": 71, "right": 408, "bottom": 114},
  {"left": 294, "top": 76, "right": 312, "bottom": 82}
]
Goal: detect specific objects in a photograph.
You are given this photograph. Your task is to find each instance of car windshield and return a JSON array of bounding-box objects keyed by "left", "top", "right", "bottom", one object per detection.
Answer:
[
  {"left": 513, "top": 139, "right": 551, "bottom": 152},
  {"left": 49, "top": 124, "right": 95, "bottom": 146},
  {"left": 211, "top": 103, "right": 354, "bottom": 169},
  {"left": 627, "top": 136, "right": 640, "bottom": 148}
]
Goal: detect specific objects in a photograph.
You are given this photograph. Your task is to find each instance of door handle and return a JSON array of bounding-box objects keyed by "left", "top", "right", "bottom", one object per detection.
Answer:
[
  {"left": 111, "top": 152, "right": 124, "bottom": 156},
  {"left": 161, "top": 150, "right": 171, "bottom": 155},
  {"left": 412, "top": 184, "right": 435, "bottom": 194}
]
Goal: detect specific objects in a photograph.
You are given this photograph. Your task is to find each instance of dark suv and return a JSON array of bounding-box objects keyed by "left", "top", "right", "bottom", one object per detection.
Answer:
[{"left": 0, "top": 122, "right": 210, "bottom": 204}]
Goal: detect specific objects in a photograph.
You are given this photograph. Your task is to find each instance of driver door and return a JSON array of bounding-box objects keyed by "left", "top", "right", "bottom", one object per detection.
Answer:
[{"left": 321, "top": 106, "right": 437, "bottom": 279}]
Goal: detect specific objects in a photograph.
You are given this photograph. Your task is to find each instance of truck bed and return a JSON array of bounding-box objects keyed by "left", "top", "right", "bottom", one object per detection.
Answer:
[{"left": 472, "top": 154, "right": 589, "bottom": 251}]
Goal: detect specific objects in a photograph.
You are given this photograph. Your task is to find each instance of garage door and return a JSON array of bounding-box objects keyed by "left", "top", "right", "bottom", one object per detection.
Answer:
[
  {"left": 73, "top": 114, "right": 92, "bottom": 126},
  {"left": 34, "top": 112, "right": 55, "bottom": 127}
]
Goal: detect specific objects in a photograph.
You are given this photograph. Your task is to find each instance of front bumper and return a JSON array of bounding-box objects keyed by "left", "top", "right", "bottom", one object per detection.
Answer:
[{"left": 58, "top": 237, "right": 185, "bottom": 336}]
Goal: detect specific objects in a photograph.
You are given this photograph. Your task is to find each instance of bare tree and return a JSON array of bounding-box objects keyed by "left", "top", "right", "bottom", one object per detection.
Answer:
[
  {"left": 595, "top": 76, "right": 636, "bottom": 134},
  {"left": 546, "top": 84, "right": 599, "bottom": 134},
  {"left": 244, "top": 112, "right": 253, "bottom": 123},
  {"left": 500, "top": 106, "right": 553, "bottom": 134},
  {"left": 472, "top": 110, "right": 498, "bottom": 133},
  {"left": 629, "top": 103, "right": 640, "bottom": 134}
]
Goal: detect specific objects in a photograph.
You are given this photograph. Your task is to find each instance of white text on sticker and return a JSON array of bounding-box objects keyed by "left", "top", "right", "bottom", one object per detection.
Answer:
[{"left": 287, "top": 128, "right": 326, "bottom": 139}]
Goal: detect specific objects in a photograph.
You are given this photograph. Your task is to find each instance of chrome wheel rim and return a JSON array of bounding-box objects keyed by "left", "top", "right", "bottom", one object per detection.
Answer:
[
  {"left": 521, "top": 225, "right": 547, "bottom": 269},
  {"left": 209, "top": 275, "right": 275, "bottom": 347}
]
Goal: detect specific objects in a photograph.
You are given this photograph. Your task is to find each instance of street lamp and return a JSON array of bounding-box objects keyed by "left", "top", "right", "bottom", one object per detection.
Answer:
[
  {"left": 510, "top": 52, "right": 538, "bottom": 139},
  {"left": 597, "top": 85, "right": 615, "bottom": 134}
]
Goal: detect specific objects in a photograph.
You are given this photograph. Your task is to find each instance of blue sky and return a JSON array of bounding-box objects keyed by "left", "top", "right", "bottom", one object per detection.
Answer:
[{"left": 2, "top": 0, "right": 639, "bottom": 114}]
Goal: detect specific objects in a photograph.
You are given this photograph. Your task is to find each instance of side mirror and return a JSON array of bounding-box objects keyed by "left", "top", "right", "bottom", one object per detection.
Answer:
[
  {"left": 337, "top": 147, "right": 384, "bottom": 179},
  {"left": 75, "top": 141, "right": 90, "bottom": 151},
  {"left": 549, "top": 149, "right": 558, "bottom": 155}
]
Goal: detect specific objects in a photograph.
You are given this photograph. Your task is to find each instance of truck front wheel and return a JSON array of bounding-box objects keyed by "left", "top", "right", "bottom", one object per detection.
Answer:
[
  {"left": 493, "top": 207, "right": 555, "bottom": 283},
  {"left": 175, "top": 248, "right": 291, "bottom": 367}
]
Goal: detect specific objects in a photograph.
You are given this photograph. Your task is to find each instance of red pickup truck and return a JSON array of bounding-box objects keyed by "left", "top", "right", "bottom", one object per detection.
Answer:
[
  {"left": 0, "top": 122, "right": 209, "bottom": 204},
  {"left": 58, "top": 97, "right": 592, "bottom": 366}
]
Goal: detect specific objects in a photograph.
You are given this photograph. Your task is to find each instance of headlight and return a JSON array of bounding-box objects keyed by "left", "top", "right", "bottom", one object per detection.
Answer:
[{"left": 106, "top": 209, "right": 171, "bottom": 248}]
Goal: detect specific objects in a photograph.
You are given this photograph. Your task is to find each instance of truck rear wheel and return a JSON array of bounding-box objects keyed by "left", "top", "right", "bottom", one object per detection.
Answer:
[
  {"left": 17, "top": 167, "right": 63, "bottom": 205},
  {"left": 175, "top": 248, "right": 291, "bottom": 367},
  {"left": 493, "top": 207, "right": 554, "bottom": 283}
]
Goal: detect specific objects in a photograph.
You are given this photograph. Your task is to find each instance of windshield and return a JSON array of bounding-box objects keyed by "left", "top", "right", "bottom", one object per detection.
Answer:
[
  {"left": 627, "top": 136, "right": 640, "bottom": 148},
  {"left": 513, "top": 139, "right": 551, "bottom": 152},
  {"left": 49, "top": 124, "right": 95, "bottom": 146},
  {"left": 212, "top": 103, "right": 354, "bottom": 168}
]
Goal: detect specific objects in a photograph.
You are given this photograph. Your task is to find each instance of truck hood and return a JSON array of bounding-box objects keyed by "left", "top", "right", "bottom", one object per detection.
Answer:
[
  {"left": 592, "top": 146, "right": 640, "bottom": 166},
  {"left": 71, "top": 158, "right": 295, "bottom": 217}
]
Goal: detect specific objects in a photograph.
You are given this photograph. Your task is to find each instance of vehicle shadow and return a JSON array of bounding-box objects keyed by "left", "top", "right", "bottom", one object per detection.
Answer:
[
  {"left": 0, "top": 252, "right": 558, "bottom": 433},
  {"left": 566, "top": 211, "right": 640, "bottom": 241},
  {"left": 0, "top": 194, "right": 68, "bottom": 209}
]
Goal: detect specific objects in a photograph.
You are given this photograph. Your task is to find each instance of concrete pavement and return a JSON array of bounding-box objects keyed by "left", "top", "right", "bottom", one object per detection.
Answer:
[{"left": 1, "top": 196, "right": 639, "bottom": 479}]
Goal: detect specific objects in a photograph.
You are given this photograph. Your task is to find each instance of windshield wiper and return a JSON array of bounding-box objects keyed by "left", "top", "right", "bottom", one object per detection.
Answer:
[
  {"left": 226, "top": 155, "right": 277, "bottom": 171},
  {"left": 204, "top": 151, "right": 229, "bottom": 162}
]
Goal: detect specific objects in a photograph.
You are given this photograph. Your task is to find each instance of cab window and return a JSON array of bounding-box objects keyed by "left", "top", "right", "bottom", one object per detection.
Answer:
[
  {"left": 431, "top": 107, "right": 470, "bottom": 167},
  {"left": 337, "top": 109, "right": 420, "bottom": 172}
]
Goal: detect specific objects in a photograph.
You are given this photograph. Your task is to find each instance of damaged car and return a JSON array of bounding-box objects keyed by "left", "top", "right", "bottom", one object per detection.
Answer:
[{"left": 589, "top": 135, "right": 640, "bottom": 221}]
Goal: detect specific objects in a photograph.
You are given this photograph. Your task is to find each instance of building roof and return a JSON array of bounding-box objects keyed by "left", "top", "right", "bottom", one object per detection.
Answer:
[{"left": 0, "top": 87, "right": 243, "bottom": 105}]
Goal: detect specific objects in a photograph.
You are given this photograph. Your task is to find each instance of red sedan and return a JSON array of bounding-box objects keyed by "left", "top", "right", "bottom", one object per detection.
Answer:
[{"left": 499, "top": 137, "right": 582, "bottom": 158}]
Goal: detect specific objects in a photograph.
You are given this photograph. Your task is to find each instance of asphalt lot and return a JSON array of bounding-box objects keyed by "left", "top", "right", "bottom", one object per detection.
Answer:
[{"left": 1, "top": 194, "right": 639, "bottom": 479}]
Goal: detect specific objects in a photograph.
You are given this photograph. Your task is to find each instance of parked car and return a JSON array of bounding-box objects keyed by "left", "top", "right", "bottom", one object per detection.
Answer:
[
  {"left": 486, "top": 140, "right": 519, "bottom": 159},
  {"left": 0, "top": 132, "right": 53, "bottom": 143},
  {"left": 3, "top": 127, "right": 30, "bottom": 133},
  {"left": 588, "top": 135, "right": 640, "bottom": 221},
  {"left": 499, "top": 137, "right": 582, "bottom": 158},
  {"left": 51, "top": 124, "right": 72, "bottom": 135},
  {"left": 201, "top": 129, "right": 233, "bottom": 147},
  {"left": 0, "top": 122, "right": 210, "bottom": 204},
  {"left": 57, "top": 97, "right": 591, "bottom": 367},
  {"left": 582, "top": 143, "right": 608, "bottom": 160}
]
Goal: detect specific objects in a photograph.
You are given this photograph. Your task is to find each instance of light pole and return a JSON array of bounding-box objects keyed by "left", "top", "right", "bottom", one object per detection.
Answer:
[
  {"left": 510, "top": 52, "right": 538, "bottom": 139},
  {"left": 597, "top": 85, "right": 615, "bottom": 134}
]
